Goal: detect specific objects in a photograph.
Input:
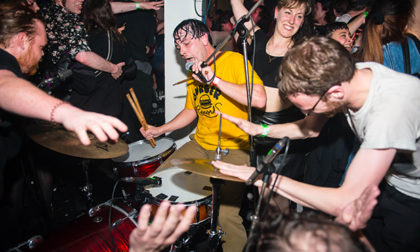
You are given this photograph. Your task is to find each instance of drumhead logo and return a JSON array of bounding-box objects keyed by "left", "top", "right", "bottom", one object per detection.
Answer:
[{"left": 193, "top": 85, "right": 222, "bottom": 118}]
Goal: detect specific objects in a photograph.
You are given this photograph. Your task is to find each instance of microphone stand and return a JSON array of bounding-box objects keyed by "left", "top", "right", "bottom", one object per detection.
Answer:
[
  {"left": 246, "top": 162, "right": 275, "bottom": 246},
  {"left": 245, "top": 138, "right": 290, "bottom": 252},
  {"left": 200, "top": 0, "right": 264, "bottom": 168}
]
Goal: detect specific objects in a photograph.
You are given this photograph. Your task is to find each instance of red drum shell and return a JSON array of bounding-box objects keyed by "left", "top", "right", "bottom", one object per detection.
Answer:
[
  {"left": 113, "top": 138, "right": 176, "bottom": 178},
  {"left": 29, "top": 201, "right": 137, "bottom": 252}
]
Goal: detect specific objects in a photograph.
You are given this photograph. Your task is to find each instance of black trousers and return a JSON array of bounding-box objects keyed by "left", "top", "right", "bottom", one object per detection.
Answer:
[{"left": 363, "top": 181, "right": 420, "bottom": 252}]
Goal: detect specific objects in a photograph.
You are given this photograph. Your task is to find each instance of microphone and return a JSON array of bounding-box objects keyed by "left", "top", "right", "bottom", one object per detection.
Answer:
[
  {"left": 121, "top": 176, "right": 162, "bottom": 186},
  {"left": 185, "top": 62, "right": 209, "bottom": 84},
  {"left": 246, "top": 137, "right": 289, "bottom": 186},
  {"left": 38, "top": 69, "right": 72, "bottom": 89}
]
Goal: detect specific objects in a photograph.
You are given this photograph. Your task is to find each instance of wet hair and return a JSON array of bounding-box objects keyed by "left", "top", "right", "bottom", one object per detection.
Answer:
[
  {"left": 246, "top": 211, "right": 370, "bottom": 252},
  {"left": 279, "top": 36, "right": 354, "bottom": 96},
  {"left": 326, "top": 22, "right": 349, "bottom": 36},
  {"left": 354, "top": 0, "right": 413, "bottom": 63},
  {"left": 82, "top": 0, "right": 124, "bottom": 42},
  {"left": 173, "top": 19, "right": 213, "bottom": 45},
  {"left": 0, "top": 2, "right": 43, "bottom": 47}
]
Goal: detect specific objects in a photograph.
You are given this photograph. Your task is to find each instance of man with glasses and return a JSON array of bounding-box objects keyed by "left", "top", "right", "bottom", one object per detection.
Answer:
[{"left": 213, "top": 36, "right": 420, "bottom": 252}]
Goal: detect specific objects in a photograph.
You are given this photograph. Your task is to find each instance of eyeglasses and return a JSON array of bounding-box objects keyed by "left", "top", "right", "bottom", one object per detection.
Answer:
[{"left": 303, "top": 89, "right": 328, "bottom": 117}]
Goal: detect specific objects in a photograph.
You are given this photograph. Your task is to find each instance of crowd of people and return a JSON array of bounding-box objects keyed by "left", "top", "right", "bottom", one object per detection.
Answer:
[{"left": 0, "top": 0, "right": 419, "bottom": 251}]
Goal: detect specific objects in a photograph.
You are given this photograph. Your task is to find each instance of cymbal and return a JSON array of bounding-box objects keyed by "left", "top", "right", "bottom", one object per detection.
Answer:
[
  {"left": 170, "top": 158, "right": 243, "bottom": 182},
  {"left": 26, "top": 121, "right": 128, "bottom": 159}
]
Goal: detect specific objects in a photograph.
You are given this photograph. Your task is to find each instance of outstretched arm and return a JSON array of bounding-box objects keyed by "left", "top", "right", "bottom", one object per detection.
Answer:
[
  {"left": 75, "top": 51, "right": 125, "bottom": 79},
  {"left": 213, "top": 147, "right": 395, "bottom": 218},
  {"left": 0, "top": 71, "right": 127, "bottom": 145},
  {"left": 230, "top": 0, "right": 260, "bottom": 40},
  {"left": 219, "top": 112, "right": 327, "bottom": 139},
  {"left": 111, "top": 1, "right": 163, "bottom": 14}
]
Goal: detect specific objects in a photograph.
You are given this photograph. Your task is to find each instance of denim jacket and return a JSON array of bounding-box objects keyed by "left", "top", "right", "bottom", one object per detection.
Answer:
[{"left": 383, "top": 37, "right": 420, "bottom": 75}]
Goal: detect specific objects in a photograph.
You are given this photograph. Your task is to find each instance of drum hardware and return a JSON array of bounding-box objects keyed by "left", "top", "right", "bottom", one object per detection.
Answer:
[
  {"left": 208, "top": 177, "right": 224, "bottom": 252},
  {"left": 170, "top": 159, "right": 244, "bottom": 251},
  {"left": 80, "top": 159, "right": 94, "bottom": 206},
  {"left": 7, "top": 235, "right": 43, "bottom": 251},
  {"left": 215, "top": 113, "right": 229, "bottom": 161},
  {"left": 25, "top": 200, "right": 137, "bottom": 251}
]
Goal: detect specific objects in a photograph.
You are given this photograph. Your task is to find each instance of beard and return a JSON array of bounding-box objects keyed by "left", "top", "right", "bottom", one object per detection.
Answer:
[
  {"left": 17, "top": 44, "right": 39, "bottom": 76},
  {"left": 324, "top": 100, "right": 345, "bottom": 118}
]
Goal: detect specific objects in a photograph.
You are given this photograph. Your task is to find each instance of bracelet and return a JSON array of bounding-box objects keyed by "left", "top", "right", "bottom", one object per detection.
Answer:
[
  {"left": 260, "top": 124, "right": 269, "bottom": 138},
  {"left": 135, "top": 2, "right": 141, "bottom": 10},
  {"left": 363, "top": 11, "right": 368, "bottom": 18},
  {"left": 50, "top": 101, "right": 67, "bottom": 123},
  {"left": 212, "top": 76, "right": 221, "bottom": 87}
]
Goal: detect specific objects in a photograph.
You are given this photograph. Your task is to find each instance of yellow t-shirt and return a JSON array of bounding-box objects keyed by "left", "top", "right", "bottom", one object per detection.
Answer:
[{"left": 185, "top": 51, "right": 264, "bottom": 150}]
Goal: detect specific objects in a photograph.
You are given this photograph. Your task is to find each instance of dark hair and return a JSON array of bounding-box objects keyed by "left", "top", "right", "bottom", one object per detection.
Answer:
[
  {"left": 246, "top": 211, "right": 370, "bottom": 252},
  {"left": 326, "top": 22, "right": 349, "bottom": 36},
  {"left": 82, "top": 0, "right": 124, "bottom": 41},
  {"left": 354, "top": 0, "right": 413, "bottom": 63},
  {"left": 0, "top": 2, "right": 43, "bottom": 47},
  {"left": 173, "top": 19, "right": 212, "bottom": 45},
  {"left": 279, "top": 36, "right": 354, "bottom": 96}
]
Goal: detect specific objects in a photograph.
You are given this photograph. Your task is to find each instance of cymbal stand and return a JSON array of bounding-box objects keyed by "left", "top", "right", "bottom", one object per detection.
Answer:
[
  {"left": 80, "top": 159, "right": 94, "bottom": 207},
  {"left": 208, "top": 177, "right": 224, "bottom": 252},
  {"left": 215, "top": 113, "right": 228, "bottom": 161}
]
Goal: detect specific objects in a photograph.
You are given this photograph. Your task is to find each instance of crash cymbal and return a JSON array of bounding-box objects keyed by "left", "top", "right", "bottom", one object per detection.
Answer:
[
  {"left": 26, "top": 121, "right": 128, "bottom": 159},
  {"left": 170, "top": 158, "right": 243, "bottom": 182}
]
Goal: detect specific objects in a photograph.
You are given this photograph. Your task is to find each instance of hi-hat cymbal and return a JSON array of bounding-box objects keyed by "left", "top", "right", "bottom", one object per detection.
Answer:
[
  {"left": 26, "top": 121, "right": 128, "bottom": 159},
  {"left": 170, "top": 158, "right": 243, "bottom": 182}
]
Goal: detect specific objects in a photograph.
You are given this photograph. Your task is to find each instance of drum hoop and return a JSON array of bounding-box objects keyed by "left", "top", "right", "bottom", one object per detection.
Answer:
[{"left": 121, "top": 142, "right": 176, "bottom": 166}]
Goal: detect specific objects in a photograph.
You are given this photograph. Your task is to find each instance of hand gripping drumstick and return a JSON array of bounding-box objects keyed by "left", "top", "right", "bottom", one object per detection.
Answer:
[{"left": 126, "top": 88, "right": 156, "bottom": 147}]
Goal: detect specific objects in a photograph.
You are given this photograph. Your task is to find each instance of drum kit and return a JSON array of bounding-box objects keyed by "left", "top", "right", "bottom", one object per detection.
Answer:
[{"left": 18, "top": 120, "right": 240, "bottom": 251}]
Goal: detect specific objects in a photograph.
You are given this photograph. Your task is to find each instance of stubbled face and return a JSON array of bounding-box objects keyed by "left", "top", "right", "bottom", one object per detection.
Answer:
[
  {"left": 330, "top": 28, "right": 353, "bottom": 51},
  {"left": 17, "top": 20, "right": 47, "bottom": 75},
  {"left": 274, "top": 3, "right": 306, "bottom": 38},
  {"left": 64, "top": 0, "right": 84, "bottom": 14},
  {"left": 174, "top": 29, "right": 207, "bottom": 63}
]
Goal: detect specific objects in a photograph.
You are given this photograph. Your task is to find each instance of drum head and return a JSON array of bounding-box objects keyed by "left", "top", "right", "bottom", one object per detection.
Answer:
[
  {"left": 113, "top": 137, "right": 174, "bottom": 163},
  {"left": 146, "top": 167, "right": 212, "bottom": 204}
]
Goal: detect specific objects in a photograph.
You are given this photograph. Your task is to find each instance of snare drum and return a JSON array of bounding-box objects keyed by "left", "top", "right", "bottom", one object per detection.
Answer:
[
  {"left": 29, "top": 200, "right": 137, "bottom": 251},
  {"left": 146, "top": 167, "right": 212, "bottom": 225},
  {"left": 113, "top": 137, "right": 176, "bottom": 178}
]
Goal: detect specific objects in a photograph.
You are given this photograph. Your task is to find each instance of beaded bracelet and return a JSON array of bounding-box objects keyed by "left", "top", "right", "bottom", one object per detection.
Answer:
[
  {"left": 50, "top": 101, "right": 67, "bottom": 123},
  {"left": 136, "top": 2, "right": 141, "bottom": 10},
  {"left": 260, "top": 124, "right": 269, "bottom": 138}
]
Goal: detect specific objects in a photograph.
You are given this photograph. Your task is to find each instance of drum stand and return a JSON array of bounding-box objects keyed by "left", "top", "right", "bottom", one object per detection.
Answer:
[
  {"left": 80, "top": 159, "right": 95, "bottom": 207},
  {"left": 208, "top": 114, "right": 227, "bottom": 251},
  {"left": 208, "top": 177, "right": 224, "bottom": 252}
]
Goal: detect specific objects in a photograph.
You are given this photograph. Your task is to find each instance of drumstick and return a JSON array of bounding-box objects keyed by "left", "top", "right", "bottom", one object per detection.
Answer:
[
  {"left": 126, "top": 90, "right": 156, "bottom": 148},
  {"left": 172, "top": 77, "right": 192, "bottom": 86}
]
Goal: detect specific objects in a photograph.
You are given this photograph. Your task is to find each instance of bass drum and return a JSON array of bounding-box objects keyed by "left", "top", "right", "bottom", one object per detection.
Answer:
[{"left": 29, "top": 200, "right": 138, "bottom": 252}]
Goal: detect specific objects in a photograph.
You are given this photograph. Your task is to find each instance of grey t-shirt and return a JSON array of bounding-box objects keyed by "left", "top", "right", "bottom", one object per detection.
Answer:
[{"left": 346, "top": 62, "right": 420, "bottom": 199}]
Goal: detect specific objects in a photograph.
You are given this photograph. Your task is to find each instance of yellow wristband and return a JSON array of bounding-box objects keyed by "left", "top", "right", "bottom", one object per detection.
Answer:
[{"left": 136, "top": 2, "right": 141, "bottom": 10}]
